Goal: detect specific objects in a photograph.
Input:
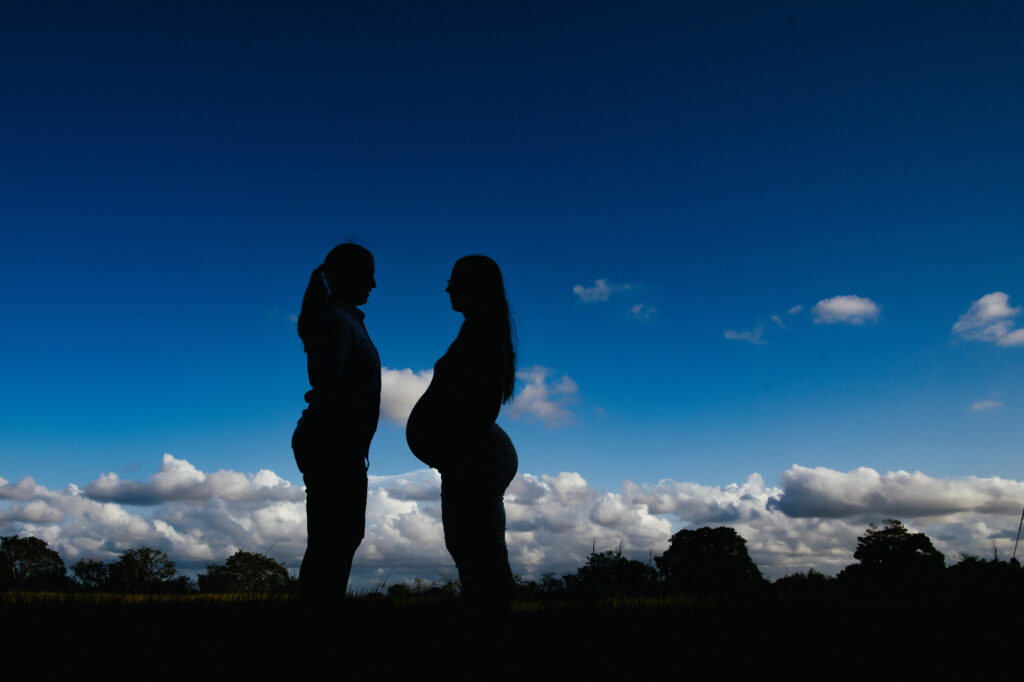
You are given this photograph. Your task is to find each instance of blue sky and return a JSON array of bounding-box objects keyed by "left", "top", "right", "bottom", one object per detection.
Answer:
[{"left": 2, "top": 1, "right": 1023, "bottom": 580}]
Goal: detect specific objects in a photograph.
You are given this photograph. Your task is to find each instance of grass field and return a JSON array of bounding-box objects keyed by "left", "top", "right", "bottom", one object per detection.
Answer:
[{"left": 3, "top": 590, "right": 1016, "bottom": 679}]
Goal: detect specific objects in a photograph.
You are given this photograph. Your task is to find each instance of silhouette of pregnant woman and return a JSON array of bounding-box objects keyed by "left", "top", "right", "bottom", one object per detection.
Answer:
[{"left": 407, "top": 255, "right": 518, "bottom": 645}]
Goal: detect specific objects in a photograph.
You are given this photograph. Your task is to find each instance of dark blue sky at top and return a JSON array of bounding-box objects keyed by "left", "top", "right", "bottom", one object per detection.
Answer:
[{"left": 1, "top": 1, "right": 1022, "bottom": 491}]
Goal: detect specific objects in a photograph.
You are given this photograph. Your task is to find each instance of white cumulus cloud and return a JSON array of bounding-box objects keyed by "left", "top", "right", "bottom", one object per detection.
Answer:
[
  {"left": 999, "top": 329, "right": 1024, "bottom": 346},
  {"left": 0, "top": 476, "right": 49, "bottom": 501},
  {"left": 84, "top": 454, "right": 302, "bottom": 506},
  {"left": 995, "top": 329, "right": 1024, "bottom": 346},
  {"left": 953, "top": 292, "right": 1024, "bottom": 346},
  {"left": 769, "top": 465, "right": 1023, "bottom": 518},
  {"left": 508, "top": 366, "right": 579, "bottom": 427},
  {"left": 812, "top": 295, "right": 880, "bottom": 325},
  {"left": 380, "top": 366, "right": 578, "bottom": 428},
  {"left": 5, "top": 459, "right": 1024, "bottom": 584},
  {"left": 380, "top": 367, "right": 434, "bottom": 426},
  {"left": 0, "top": 499, "right": 64, "bottom": 523}
]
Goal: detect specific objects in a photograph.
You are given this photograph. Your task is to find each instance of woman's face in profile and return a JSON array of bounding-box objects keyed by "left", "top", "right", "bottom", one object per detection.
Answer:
[
  {"left": 335, "top": 257, "right": 375, "bottom": 306},
  {"left": 446, "top": 269, "right": 464, "bottom": 312},
  {"left": 355, "top": 259, "right": 376, "bottom": 305}
]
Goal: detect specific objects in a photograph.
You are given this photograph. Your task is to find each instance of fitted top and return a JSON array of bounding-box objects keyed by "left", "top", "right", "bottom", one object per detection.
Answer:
[
  {"left": 302, "top": 302, "right": 381, "bottom": 454},
  {"left": 406, "top": 323, "right": 503, "bottom": 471}
]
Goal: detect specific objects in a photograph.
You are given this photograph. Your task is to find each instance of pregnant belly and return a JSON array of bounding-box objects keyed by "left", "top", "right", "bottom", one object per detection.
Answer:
[
  {"left": 406, "top": 386, "right": 493, "bottom": 470},
  {"left": 406, "top": 386, "right": 445, "bottom": 468}
]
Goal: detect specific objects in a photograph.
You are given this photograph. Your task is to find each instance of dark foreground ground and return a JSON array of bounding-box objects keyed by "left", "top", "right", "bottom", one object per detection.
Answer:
[{"left": 2, "top": 592, "right": 1016, "bottom": 679}]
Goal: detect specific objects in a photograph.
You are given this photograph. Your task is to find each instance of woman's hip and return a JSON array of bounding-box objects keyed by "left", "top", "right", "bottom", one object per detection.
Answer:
[
  {"left": 292, "top": 416, "right": 369, "bottom": 475},
  {"left": 484, "top": 424, "right": 518, "bottom": 488},
  {"left": 445, "top": 424, "right": 518, "bottom": 492}
]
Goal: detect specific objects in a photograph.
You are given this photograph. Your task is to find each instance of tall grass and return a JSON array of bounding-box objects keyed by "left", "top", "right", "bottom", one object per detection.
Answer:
[{"left": 1, "top": 590, "right": 296, "bottom": 605}]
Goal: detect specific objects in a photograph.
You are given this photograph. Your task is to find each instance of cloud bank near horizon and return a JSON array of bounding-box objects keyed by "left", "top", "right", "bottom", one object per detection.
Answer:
[{"left": 3, "top": 456, "right": 1022, "bottom": 583}]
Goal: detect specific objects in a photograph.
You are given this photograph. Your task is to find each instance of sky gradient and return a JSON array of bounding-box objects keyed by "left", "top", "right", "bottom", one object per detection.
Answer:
[{"left": 2, "top": 1, "right": 1023, "bottom": 582}]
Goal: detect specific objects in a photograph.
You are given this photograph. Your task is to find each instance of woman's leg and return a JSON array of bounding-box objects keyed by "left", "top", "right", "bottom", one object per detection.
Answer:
[
  {"left": 300, "top": 464, "right": 367, "bottom": 603},
  {"left": 294, "top": 420, "right": 367, "bottom": 605},
  {"left": 441, "top": 425, "right": 518, "bottom": 639},
  {"left": 481, "top": 427, "right": 518, "bottom": 625}
]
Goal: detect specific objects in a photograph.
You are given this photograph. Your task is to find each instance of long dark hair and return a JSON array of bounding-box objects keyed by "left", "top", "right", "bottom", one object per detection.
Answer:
[
  {"left": 451, "top": 255, "right": 517, "bottom": 404},
  {"left": 297, "top": 243, "right": 373, "bottom": 348}
]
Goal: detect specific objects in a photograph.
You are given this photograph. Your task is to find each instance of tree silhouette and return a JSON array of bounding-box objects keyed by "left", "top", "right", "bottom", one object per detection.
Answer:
[
  {"left": 198, "top": 550, "right": 291, "bottom": 593},
  {"left": 538, "top": 572, "right": 565, "bottom": 595},
  {"left": 853, "top": 519, "right": 945, "bottom": 571},
  {"left": 655, "top": 526, "right": 764, "bottom": 597},
  {"left": 945, "top": 554, "right": 1023, "bottom": 602},
  {"left": 838, "top": 519, "right": 944, "bottom": 594},
  {"left": 71, "top": 557, "right": 109, "bottom": 591},
  {"left": 0, "top": 535, "right": 68, "bottom": 590},
  {"left": 772, "top": 568, "right": 837, "bottom": 603},
  {"left": 563, "top": 548, "right": 657, "bottom": 597},
  {"left": 108, "top": 546, "right": 193, "bottom": 593}
]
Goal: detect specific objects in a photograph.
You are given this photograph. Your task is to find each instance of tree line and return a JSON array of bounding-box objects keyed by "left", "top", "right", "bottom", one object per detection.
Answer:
[
  {"left": 3, "top": 519, "right": 1022, "bottom": 600},
  {"left": 0, "top": 538, "right": 291, "bottom": 594},
  {"left": 389, "top": 519, "right": 1024, "bottom": 603}
]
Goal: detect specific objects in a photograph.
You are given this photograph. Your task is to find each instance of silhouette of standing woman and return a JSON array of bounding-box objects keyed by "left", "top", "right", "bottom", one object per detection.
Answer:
[
  {"left": 292, "top": 244, "right": 380, "bottom": 605},
  {"left": 407, "top": 255, "right": 518, "bottom": 644}
]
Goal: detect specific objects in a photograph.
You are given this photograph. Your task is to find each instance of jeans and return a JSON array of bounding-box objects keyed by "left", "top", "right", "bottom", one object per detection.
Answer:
[
  {"left": 292, "top": 416, "right": 368, "bottom": 603},
  {"left": 441, "top": 424, "right": 518, "bottom": 640}
]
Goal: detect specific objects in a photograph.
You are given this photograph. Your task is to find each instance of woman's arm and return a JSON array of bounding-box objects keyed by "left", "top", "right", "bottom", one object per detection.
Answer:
[{"left": 306, "top": 314, "right": 355, "bottom": 403}]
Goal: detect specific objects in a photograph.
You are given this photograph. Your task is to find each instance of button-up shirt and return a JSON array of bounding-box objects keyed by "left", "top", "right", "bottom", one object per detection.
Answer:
[{"left": 302, "top": 302, "right": 381, "bottom": 455}]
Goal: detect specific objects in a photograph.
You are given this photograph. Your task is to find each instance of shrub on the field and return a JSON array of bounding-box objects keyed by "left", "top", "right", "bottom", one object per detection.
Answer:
[
  {"left": 198, "top": 550, "right": 292, "bottom": 593},
  {"left": 563, "top": 549, "right": 658, "bottom": 598}
]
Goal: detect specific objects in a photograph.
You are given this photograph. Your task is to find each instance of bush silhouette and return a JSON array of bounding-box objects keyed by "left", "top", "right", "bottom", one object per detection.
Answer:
[
  {"left": 563, "top": 549, "right": 657, "bottom": 597},
  {"left": 945, "top": 554, "right": 1024, "bottom": 602}
]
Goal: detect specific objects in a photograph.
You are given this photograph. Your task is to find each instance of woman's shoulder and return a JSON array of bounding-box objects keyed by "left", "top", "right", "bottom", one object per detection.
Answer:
[
  {"left": 449, "top": 328, "right": 498, "bottom": 362},
  {"left": 316, "top": 304, "right": 364, "bottom": 332},
  {"left": 305, "top": 307, "right": 361, "bottom": 354},
  {"left": 457, "top": 318, "right": 505, "bottom": 348}
]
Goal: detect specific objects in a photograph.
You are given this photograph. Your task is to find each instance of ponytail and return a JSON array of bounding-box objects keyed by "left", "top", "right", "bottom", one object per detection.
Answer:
[
  {"left": 297, "top": 243, "right": 374, "bottom": 349},
  {"left": 297, "top": 265, "right": 330, "bottom": 347}
]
